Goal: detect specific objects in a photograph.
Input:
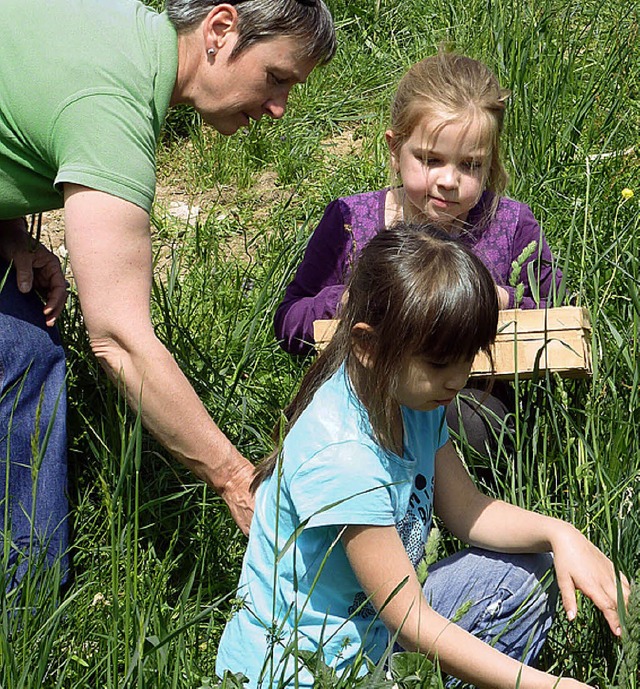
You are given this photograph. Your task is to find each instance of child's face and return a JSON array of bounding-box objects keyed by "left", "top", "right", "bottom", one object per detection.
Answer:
[
  {"left": 387, "top": 115, "right": 487, "bottom": 231},
  {"left": 393, "top": 355, "right": 474, "bottom": 411}
]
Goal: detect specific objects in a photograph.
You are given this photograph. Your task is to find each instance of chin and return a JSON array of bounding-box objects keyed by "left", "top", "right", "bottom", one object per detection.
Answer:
[
  {"left": 213, "top": 123, "right": 240, "bottom": 136},
  {"left": 410, "top": 401, "right": 439, "bottom": 412},
  {"left": 201, "top": 114, "right": 238, "bottom": 136}
]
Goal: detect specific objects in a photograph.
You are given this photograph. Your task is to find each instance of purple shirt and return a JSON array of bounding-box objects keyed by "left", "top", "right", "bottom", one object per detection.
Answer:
[{"left": 274, "top": 189, "right": 562, "bottom": 354}]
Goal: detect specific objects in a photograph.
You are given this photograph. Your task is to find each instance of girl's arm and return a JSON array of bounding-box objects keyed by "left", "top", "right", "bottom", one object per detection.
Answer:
[
  {"left": 434, "top": 440, "right": 629, "bottom": 635},
  {"left": 274, "top": 200, "right": 352, "bottom": 355},
  {"left": 343, "top": 524, "right": 586, "bottom": 689}
]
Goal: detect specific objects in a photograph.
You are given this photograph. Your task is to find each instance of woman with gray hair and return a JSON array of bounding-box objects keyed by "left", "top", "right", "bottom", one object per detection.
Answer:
[{"left": 0, "top": 0, "right": 335, "bottom": 586}]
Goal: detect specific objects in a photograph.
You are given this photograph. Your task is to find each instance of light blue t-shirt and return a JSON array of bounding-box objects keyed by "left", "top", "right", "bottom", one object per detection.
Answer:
[{"left": 216, "top": 365, "right": 448, "bottom": 688}]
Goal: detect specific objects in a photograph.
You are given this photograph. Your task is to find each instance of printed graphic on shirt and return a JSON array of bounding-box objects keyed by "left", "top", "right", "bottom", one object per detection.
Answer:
[
  {"left": 348, "top": 471, "right": 435, "bottom": 619},
  {"left": 396, "top": 472, "right": 435, "bottom": 566},
  {"left": 348, "top": 591, "right": 377, "bottom": 619}
]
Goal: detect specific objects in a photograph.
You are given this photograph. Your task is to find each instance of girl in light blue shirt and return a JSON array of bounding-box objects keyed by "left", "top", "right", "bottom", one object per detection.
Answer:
[{"left": 217, "top": 222, "right": 627, "bottom": 689}]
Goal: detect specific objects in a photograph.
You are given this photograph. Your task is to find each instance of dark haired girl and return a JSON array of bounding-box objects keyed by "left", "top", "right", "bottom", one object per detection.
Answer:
[{"left": 218, "top": 223, "right": 626, "bottom": 689}]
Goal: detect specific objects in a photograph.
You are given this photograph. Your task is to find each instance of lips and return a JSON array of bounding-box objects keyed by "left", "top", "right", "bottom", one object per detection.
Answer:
[
  {"left": 429, "top": 196, "right": 456, "bottom": 208},
  {"left": 243, "top": 112, "right": 264, "bottom": 125}
]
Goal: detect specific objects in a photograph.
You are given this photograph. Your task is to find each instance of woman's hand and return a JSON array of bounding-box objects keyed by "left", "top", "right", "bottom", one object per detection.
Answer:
[
  {"left": 551, "top": 522, "right": 629, "bottom": 636},
  {"left": 0, "top": 218, "right": 68, "bottom": 326},
  {"left": 218, "top": 452, "right": 256, "bottom": 536}
]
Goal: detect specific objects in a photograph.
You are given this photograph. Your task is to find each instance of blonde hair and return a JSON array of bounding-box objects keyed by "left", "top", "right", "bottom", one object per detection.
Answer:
[{"left": 389, "top": 51, "right": 510, "bottom": 219}]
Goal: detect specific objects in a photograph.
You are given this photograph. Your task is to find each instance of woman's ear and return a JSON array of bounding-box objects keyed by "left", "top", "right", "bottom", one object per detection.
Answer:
[
  {"left": 351, "top": 322, "right": 376, "bottom": 368},
  {"left": 385, "top": 130, "right": 400, "bottom": 175},
  {"left": 202, "top": 3, "right": 238, "bottom": 55}
]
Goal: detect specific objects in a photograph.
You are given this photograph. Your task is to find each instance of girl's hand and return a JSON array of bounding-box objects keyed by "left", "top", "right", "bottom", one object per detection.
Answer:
[
  {"left": 551, "top": 522, "right": 630, "bottom": 636},
  {"left": 343, "top": 523, "right": 594, "bottom": 689},
  {"left": 556, "top": 679, "right": 592, "bottom": 689},
  {"left": 496, "top": 285, "right": 510, "bottom": 309}
]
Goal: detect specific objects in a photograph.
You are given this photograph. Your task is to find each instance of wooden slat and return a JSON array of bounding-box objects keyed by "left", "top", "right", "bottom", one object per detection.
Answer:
[{"left": 313, "top": 306, "right": 593, "bottom": 381}]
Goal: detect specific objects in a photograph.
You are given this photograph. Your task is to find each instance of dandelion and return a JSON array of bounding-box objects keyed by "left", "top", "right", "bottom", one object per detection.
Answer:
[{"left": 621, "top": 188, "right": 634, "bottom": 200}]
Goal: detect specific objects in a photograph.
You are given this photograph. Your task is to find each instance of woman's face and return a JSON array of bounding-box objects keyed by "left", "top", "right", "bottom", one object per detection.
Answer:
[{"left": 193, "top": 34, "right": 317, "bottom": 135}]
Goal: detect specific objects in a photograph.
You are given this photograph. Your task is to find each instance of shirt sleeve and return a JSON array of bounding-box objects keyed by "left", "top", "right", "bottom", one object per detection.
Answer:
[
  {"left": 274, "top": 200, "right": 352, "bottom": 355},
  {"left": 51, "top": 91, "right": 157, "bottom": 213},
  {"left": 287, "top": 441, "right": 402, "bottom": 529},
  {"left": 510, "top": 204, "right": 563, "bottom": 310}
]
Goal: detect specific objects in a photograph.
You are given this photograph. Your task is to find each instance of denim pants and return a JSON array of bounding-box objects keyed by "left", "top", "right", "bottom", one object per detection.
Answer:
[
  {"left": 0, "top": 259, "right": 69, "bottom": 586},
  {"left": 422, "top": 547, "right": 557, "bottom": 667}
]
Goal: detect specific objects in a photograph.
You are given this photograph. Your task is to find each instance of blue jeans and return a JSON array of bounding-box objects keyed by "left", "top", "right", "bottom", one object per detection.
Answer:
[
  {"left": 423, "top": 547, "right": 557, "bottom": 668},
  {"left": 0, "top": 259, "right": 69, "bottom": 586}
]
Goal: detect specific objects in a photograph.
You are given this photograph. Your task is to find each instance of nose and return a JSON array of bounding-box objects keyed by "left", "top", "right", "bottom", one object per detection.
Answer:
[
  {"left": 437, "top": 164, "right": 459, "bottom": 190},
  {"left": 264, "top": 89, "right": 290, "bottom": 120},
  {"left": 445, "top": 363, "right": 472, "bottom": 392}
]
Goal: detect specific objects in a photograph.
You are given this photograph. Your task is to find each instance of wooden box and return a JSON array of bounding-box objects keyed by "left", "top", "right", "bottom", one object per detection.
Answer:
[
  {"left": 313, "top": 319, "right": 339, "bottom": 350},
  {"left": 470, "top": 306, "right": 592, "bottom": 380},
  {"left": 313, "top": 306, "right": 592, "bottom": 381}
]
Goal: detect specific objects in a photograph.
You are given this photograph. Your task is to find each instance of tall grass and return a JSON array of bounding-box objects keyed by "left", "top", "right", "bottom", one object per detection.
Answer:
[{"left": 1, "top": 0, "right": 639, "bottom": 685}]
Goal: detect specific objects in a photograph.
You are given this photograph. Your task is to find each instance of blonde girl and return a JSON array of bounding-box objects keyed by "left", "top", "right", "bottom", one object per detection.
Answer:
[{"left": 274, "top": 50, "right": 563, "bottom": 462}]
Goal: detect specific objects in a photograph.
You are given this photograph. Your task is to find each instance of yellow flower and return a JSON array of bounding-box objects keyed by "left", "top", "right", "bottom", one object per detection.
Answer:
[{"left": 621, "top": 188, "right": 634, "bottom": 200}]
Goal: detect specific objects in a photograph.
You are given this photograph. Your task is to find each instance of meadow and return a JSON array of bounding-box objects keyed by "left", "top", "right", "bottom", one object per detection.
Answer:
[{"left": 1, "top": 0, "right": 639, "bottom": 686}]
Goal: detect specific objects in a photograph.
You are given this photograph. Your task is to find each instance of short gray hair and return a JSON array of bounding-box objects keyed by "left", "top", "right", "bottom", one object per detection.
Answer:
[{"left": 166, "top": 0, "right": 336, "bottom": 65}]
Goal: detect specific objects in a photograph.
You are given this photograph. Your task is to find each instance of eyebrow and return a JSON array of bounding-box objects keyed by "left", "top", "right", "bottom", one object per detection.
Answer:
[{"left": 416, "top": 145, "right": 487, "bottom": 158}]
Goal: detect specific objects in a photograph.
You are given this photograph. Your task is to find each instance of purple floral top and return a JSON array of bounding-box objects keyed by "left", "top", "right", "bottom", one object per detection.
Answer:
[{"left": 274, "top": 189, "right": 562, "bottom": 355}]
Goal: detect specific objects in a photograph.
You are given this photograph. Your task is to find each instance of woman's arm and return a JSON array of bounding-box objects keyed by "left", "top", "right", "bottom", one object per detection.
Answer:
[
  {"left": 434, "top": 440, "right": 629, "bottom": 635},
  {"left": 63, "top": 185, "right": 255, "bottom": 534},
  {"left": 274, "top": 200, "right": 352, "bottom": 355},
  {"left": 343, "top": 524, "right": 586, "bottom": 689}
]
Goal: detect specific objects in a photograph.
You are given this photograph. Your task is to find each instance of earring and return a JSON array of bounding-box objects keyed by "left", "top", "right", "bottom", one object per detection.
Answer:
[{"left": 207, "top": 47, "right": 217, "bottom": 57}]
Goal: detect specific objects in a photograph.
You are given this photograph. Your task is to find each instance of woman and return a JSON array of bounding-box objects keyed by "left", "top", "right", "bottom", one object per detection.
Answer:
[{"left": 0, "top": 0, "right": 335, "bottom": 584}]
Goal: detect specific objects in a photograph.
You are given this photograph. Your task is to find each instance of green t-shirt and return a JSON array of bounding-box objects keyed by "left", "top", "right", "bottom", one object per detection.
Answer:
[{"left": 0, "top": 0, "right": 178, "bottom": 218}]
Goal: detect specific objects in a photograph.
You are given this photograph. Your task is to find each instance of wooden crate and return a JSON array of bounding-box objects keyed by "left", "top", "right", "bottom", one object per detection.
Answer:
[
  {"left": 470, "top": 306, "right": 592, "bottom": 380},
  {"left": 313, "top": 306, "right": 593, "bottom": 381},
  {"left": 313, "top": 319, "right": 338, "bottom": 349}
]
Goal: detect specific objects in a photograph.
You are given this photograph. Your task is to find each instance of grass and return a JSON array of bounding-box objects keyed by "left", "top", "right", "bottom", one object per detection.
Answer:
[{"left": 1, "top": 0, "right": 640, "bottom": 685}]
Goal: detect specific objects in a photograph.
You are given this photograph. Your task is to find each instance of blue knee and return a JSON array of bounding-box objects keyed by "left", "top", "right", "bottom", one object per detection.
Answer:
[{"left": 424, "top": 548, "right": 557, "bottom": 665}]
